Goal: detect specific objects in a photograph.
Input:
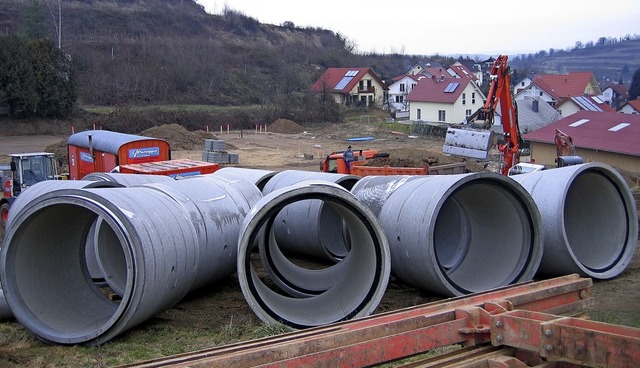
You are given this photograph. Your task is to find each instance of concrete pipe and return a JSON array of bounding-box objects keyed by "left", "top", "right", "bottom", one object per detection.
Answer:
[
  {"left": 0, "top": 180, "right": 252, "bottom": 345},
  {"left": 350, "top": 175, "right": 424, "bottom": 217},
  {"left": 237, "top": 181, "right": 390, "bottom": 328},
  {"left": 213, "top": 167, "right": 276, "bottom": 191},
  {"left": 82, "top": 172, "right": 174, "bottom": 186},
  {"left": 372, "top": 173, "right": 543, "bottom": 296},
  {"left": 510, "top": 163, "right": 638, "bottom": 279},
  {"left": 197, "top": 173, "right": 264, "bottom": 209},
  {"left": 0, "top": 179, "right": 124, "bottom": 321},
  {"left": 261, "top": 170, "right": 360, "bottom": 261},
  {"left": 5, "top": 180, "right": 122, "bottom": 229}
]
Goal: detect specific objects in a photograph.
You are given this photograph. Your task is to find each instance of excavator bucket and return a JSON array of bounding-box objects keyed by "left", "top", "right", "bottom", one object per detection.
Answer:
[{"left": 442, "top": 127, "right": 494, "bottom": 160}]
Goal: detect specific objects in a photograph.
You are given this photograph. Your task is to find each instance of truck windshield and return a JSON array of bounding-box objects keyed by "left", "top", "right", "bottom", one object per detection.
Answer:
[{"left": 17, "top": 156, "right": 55, "bottom": 186}]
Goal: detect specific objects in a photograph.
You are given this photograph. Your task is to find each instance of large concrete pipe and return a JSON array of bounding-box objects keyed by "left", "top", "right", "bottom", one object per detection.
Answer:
[
  {"left": 5, "top": 180, "right": 122, "bottom": 229},
  {"left": 82, "top": 172, "right": 174, "bottom": 186},
  {"left": 510, "top": 163, "right": 638, "bottom": 279},
  {"left": 355, "top": 173, "right": 543, "bottom": 297},
  {"left": 197, "top": 173, "right": 264, "bottom": 209},
  {"left": 213, "top": 167, "right": 276, "bottom": 191},
  {"left": 237, "top": 181, "right": 390, "bottom": 328},
  {"left": 350, "top": 175, "right": 424, "bottom": 217},
  {"left": 261, "top": 170, "right": 360, "bottom": 261},
  {"left": 0, "top": 179, "right": 123, "bottom": 321},
  {"left": 0, "top": 175, "right": 260, "bottom": 345}
]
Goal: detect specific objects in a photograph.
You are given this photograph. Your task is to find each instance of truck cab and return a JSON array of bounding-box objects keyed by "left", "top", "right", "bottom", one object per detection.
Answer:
[{"left": 2, "top": 152, "right": 59, "bottom": 227}]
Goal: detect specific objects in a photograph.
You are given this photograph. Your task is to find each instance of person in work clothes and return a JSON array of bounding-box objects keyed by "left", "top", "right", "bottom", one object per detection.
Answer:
[{"left": 343, "top": 145, "right": 355, "bottom": 169}]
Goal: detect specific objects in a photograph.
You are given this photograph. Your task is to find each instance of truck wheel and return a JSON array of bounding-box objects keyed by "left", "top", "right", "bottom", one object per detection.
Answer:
[{"left": 1, "top": 202, "right": 10, "bottom": 228}]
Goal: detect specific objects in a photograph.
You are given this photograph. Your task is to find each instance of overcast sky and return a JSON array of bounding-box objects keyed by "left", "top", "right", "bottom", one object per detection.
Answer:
[{"left": 195, "top": 0, "right": 640, "bottom": 56}]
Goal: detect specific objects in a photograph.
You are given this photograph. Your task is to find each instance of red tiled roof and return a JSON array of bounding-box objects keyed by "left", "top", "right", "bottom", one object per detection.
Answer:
[
  {"left": 608, "top": 83, "right": 629, "bottom": 97},
  {"left": 621, "top": 99, "right": 640, "bottom": 112},
  {"left": 310, "top": 68, "right": 388, "bottom": 93},
  {"left": 423, "top": 67, "right": 450, "bottom": 79},
  {"left": 522, "top": 110, "right": 640, "bottom": 157},
  {"left": 531, "top": 72, "right": 596, "bottom": 100},
  {"left": 406, "top": 77, "right": 471, "bottom": 104},
  {"left": 448, "top": 65, "right": 478, "bottom": 81}
]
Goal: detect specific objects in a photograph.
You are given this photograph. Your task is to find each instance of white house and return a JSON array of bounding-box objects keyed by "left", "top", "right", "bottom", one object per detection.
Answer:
[
  {"left": 618, "top": 99, "right": 640, "bottom": 114},
  {"left": 386, "top": 74, "right": 422, "bottom": 112},
  {"left": 407, "top": 76, "right": 485, "bottom": 124}
]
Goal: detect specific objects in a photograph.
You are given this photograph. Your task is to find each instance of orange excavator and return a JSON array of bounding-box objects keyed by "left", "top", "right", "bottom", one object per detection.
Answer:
[
  {"left": 554, "top": 128, "right": 583, "bottom": 167},
  {"left": 477, "top": 55, "right": 522, "bottom": 175},
  {"left": 444, "top": 55, "right": 543, "bottom": 175}
]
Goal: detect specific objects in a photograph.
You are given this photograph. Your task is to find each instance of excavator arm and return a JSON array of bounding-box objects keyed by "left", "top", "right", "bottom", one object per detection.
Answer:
[
  {"left": 483, "top": 55, "right": 522, "bottom": 175},
  {"left": 445, "top": 55, "right": 522, "bottom": 175}
]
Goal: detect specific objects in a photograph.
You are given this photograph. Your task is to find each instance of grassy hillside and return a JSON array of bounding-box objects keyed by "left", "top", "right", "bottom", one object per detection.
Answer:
[{"left": 1, "top": 0, "right": 638, "bottom": 110}]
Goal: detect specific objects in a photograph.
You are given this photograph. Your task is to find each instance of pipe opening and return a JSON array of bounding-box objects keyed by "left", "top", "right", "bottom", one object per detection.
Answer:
[
  {"left": 238, "top": 184, "right": 389, "bottom": 329},
  {"left": 3, "top": 202, "right": 127, "bottom": 343},
  {"left": 565, "top": 171, "right": 628, "bottom": 272},
  {"left": 94, "top": 217, "right": 128, "bottom": 297},
  {"left": 433, "top": 180, "right": 534, "bottom": 293}
]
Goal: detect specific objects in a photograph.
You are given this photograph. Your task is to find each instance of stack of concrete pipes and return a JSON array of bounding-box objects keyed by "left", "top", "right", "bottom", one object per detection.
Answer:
[{"left": 0, "top": 163, "right": 637, "bottom": 346}]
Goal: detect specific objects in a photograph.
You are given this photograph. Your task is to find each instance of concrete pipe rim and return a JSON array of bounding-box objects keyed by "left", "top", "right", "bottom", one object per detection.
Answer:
[
  {"left": 562, "top": 164, "right": 638, "bottom": 278},
  {"left": 238, "top": 181, "right": 390, "bottom": 329},
  {"left": 1, "top": 194, "right": 136, "bottom": 345}
]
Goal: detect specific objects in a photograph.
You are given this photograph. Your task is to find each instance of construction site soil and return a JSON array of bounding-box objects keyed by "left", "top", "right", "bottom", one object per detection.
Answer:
[{"left": 0, "top": 121, "right": 639, "bottom": 367}]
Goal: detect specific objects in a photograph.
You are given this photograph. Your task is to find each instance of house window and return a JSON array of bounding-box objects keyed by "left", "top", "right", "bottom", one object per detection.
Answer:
[
  {"left": 359, "top": 80, "right": 364, "bottom": 90},
  {"left": 360, "top": 96, "right": 367, "bottom": 105},
  {"left": 462, "top": 93, "right": 466, "bottom": 105},
  {"left": 466, "top": 109, "right": 472, "bottom": 117},
  {"left": 438, "top": 110, "right": 446, "bottom": 121},
  {"left": 395, "top": 96, "right": 403, "bottom": 103},
  {"left": 472, "top": 92, "right": 476, "bottom": 104},
  {"left": 417, "top": 109, "right": 422, "bottom": 120},
  {"left": 539, "top": 91, "right": 543, "bottom": 97},
  {"left": 411, "top": 83, "right": 416, "bottom": 91},
  {"left": 400, "top": 83, "right": 405, "bottom": 92}
]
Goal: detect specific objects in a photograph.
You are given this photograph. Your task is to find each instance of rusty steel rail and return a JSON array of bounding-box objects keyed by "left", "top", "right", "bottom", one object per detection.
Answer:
[{"left": 120, "top": 274, "right": 598, "bottom": 368}]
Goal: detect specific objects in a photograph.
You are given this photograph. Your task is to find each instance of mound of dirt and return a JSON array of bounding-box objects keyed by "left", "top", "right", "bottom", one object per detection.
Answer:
[
  {"left": 268, "top": 119, "right": 304, "bottom": 134},
  {"left": 364, "top": 148, "right": 486, "bottom": 172},
  {"left": 141, "top": 124, "right": 216, "bottom": 150}
]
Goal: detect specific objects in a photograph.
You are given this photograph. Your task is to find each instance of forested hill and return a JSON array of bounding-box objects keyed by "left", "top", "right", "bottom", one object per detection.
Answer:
[
  {"left": 0, "top": 0, "right": 429, "bottom": 106},
  {"left": 1, "top": 0, "right": 639, "bottom": 107}
]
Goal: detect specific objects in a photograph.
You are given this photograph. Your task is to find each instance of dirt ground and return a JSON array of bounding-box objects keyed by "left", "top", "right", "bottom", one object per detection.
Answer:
[{"left": 0, "top": 121, "right": 639, "bottom": 366}]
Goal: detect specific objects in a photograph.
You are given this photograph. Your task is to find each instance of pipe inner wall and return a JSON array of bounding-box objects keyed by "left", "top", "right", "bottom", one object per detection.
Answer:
[{"left": 237, "top": 181, "right": 390, "bottom": 329}]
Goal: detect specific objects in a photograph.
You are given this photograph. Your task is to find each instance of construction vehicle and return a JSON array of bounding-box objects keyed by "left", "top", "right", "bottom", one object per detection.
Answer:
[
  {"left": 67, "top": 130, "right": 171, "bottom": 180},
  {"left": 555, "top": 128, "right": 584, "bottom": 167},
  {"left": 320, "top": 149, "right": 385, "bottom": 174},
  {"left": 1, "top": 152, "right": 62, "bottom": 227},
  {"left": 321, "top": 149, "right": 467, "bottom": 176},
  {"left": 444, "top": 55, "right": 545, "bottom": 175}
]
